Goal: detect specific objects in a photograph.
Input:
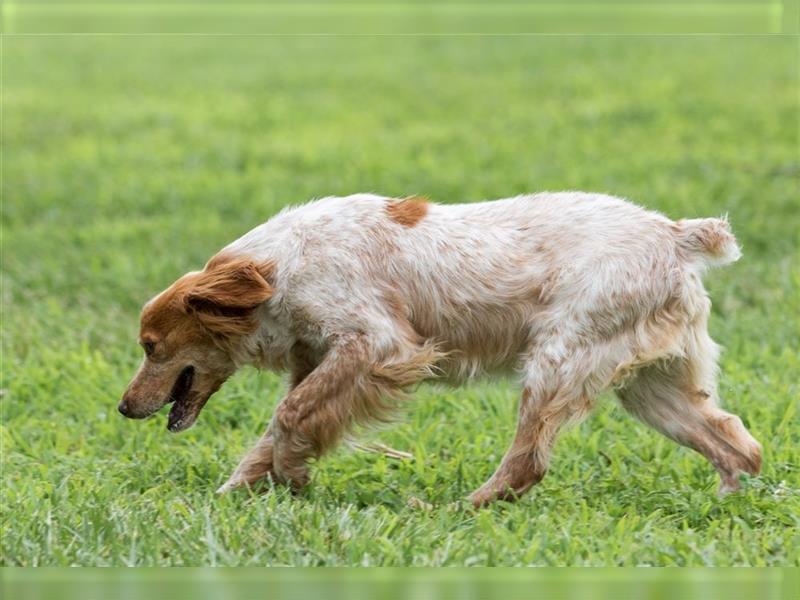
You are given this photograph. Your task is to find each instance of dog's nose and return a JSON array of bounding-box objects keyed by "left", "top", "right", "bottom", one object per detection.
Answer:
[{"left": 118, "top": 398, "right": 131, "bottom": 417}]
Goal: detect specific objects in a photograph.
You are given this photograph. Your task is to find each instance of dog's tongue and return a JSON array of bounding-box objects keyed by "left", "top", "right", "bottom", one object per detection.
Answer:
[{"left": 167, "top": 392, "right": 209, "bottom": 432}]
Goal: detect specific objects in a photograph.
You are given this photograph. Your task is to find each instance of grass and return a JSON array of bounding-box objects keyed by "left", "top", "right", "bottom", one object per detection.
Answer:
[{"left": 1, "top": 23, "right": 799, "bottom": 566}]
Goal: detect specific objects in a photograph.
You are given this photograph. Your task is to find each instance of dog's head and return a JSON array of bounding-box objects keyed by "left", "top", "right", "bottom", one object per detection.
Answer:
[{"left": 119, "top": 256, "right": 273, "bottom": 432}]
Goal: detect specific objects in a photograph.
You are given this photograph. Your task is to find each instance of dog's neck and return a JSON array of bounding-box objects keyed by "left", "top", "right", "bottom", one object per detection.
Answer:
[{"left": 232, "top": 304, "right": 295, "bottom": 372}]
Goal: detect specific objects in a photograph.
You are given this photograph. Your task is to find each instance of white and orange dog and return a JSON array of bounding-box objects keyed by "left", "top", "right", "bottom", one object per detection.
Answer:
[{"left": 120, "top": 193, "right": 761, "bottom": 505}]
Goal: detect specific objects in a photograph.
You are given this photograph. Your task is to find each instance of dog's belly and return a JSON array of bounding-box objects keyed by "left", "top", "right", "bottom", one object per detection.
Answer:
[
  {"left": 406, "top": 293, "right": 538, "bottom": 381},
  {"left": 391, "top": 231, "right": 548, "bottom": 380}
]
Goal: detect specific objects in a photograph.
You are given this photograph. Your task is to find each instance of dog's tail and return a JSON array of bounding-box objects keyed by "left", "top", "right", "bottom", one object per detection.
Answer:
[{"left": 674, "top": 217, "right": 741, "bottom": 268}]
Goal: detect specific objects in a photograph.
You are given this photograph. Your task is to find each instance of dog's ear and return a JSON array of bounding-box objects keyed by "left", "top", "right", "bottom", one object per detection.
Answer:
[{"left": 184, "top": 257, "right": 274, "bottom": 337}]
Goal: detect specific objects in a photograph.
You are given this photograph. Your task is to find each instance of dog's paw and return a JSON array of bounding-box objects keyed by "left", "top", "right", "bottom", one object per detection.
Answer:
[
  {"left": 215, "top": 476, "right": 250, "bottom": 494},
  {"left": 718, "top": 474, "right": 744, "bottom": 497},
  {"left": 272, "top": 460, "right": 309, "bottom": 491},
  {"left": 216, "top": 474, "right": 283, "bottom": 495},
  {"left": 215, "top": 481, "right": 237, "bottom": 495}
]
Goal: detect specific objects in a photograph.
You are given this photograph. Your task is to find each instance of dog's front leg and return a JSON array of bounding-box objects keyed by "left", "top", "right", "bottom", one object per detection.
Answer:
[
  {"left": 270, "top": 333, "right": 371, "bottom": 490},
  {"left": 216, "top": 431, "right": 276, "bottom": 494},
  {"left": 217, "top": 341, "right": 321, "bottom": 494}
]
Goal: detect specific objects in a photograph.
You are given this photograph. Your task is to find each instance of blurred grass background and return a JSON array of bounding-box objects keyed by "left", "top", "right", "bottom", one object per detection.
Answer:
[
  {"left": 1, "top": 1, "right": 799, "bottom": 566},
  {"left": 0, "top": 567, "right": 795, "bottom": 600},
  {"left": 1, "top": 0, "right": 795, "bottom": 35}
]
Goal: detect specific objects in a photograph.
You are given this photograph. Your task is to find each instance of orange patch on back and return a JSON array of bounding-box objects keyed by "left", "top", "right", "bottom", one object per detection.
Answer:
[{"left": 386, "top": 196, "right": 429, "bottom": 227}]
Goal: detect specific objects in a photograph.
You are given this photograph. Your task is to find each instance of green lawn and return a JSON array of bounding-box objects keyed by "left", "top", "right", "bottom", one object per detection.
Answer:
[{"left": 2, "top": 24, "right": 799, "bottom": 565}]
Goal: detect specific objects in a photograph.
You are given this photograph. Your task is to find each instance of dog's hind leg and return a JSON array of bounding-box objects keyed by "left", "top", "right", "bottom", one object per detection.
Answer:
[
  {"left": 617, "top": 329, "right": 761, "bottom": 494},
  {"left": 468, "top": 386, "right": 575, "bottom": 507},
  {"left": 469, "top": 337, "right": 609, "bottom": 507}
]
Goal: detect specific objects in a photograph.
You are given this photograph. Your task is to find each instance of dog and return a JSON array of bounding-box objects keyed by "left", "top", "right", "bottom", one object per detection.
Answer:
[{"left": 119, "top": 192, "right": 761, "bottom": 505}]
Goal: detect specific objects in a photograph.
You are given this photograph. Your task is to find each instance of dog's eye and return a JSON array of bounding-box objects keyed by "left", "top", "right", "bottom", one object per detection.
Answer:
[{"left": 142, "top": 341, "right": 156, "bottom": 356}]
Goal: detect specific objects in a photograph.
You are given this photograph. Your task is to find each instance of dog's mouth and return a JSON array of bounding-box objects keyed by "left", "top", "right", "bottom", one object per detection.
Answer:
[{"left": 166, "top": 366, "right": 205, "bottom": 433}]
